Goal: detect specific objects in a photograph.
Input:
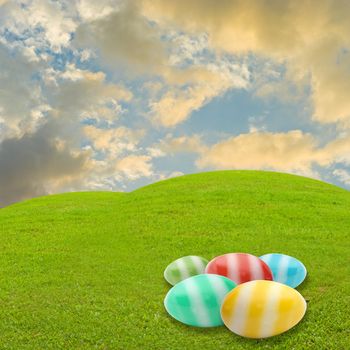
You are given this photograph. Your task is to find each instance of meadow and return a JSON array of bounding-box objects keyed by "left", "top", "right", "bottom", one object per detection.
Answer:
[{"left": 0, "top": 170, "right": 349, "bottom": 349}]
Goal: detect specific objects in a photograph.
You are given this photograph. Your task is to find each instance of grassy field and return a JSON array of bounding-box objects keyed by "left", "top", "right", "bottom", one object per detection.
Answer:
[{"left": 0, "top": 170, "right": 349, "bottom": 349}]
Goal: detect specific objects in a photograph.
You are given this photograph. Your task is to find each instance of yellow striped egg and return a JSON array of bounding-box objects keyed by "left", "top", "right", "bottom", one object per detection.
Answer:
[{"left": 221, "top": 280, "right": 307, "bottom": 338}]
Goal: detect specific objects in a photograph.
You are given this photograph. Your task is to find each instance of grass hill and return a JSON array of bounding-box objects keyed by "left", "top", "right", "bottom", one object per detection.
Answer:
[{"left": 0, "top": 170, "right": 349, "bottom": 349}]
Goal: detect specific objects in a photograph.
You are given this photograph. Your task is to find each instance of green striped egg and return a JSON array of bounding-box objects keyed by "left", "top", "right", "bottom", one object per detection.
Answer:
[
  {"left": 164, "top": 255, "right": 209, "bottom": 285},
  {"left": 164, "top": 274, "right": 236, "bottom": 327}
]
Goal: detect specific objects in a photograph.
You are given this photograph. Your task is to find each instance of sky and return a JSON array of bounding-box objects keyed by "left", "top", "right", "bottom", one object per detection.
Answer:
[{"left": 1, "top": 0, "right": 350, "bottom": 207}]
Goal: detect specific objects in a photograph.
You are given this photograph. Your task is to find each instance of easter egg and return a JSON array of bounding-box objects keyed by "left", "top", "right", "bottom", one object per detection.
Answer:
[
  {"left": 164, "top": 274, "right": 236, "bottom": 327},
  {"left": 205, "top": 253, "right": 273, "bottom": 284},
  {"left": 260, "top": 253, "right": 307, "bottom": 288},
  {"left": 164, "top": 256, "right": 209, "bottom": 285},
  {"left": 221, "top": 280, "right": 307, "bottom": 338}
]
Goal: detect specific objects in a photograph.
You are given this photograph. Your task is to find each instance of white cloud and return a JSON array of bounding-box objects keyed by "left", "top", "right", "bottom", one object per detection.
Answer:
[
  {"left": 49, "top": 65, "right": 132, "bottom": 123},
  {"left": 197, "top": 130, "right": 319, "bottom": 177},
  {"left": 149, "top": 61, "right": 249, "bottom": 127},
  {"left": 0, "top": 0, "right": 77, "bottom": 53},
  {"left": 115, "top": 155, "right": 153, "bottom": 180},
  {"left": 159, "top": 130, "right": 350, "bottom": 180},
  {"left": 157, "top": 134, "right": 206, "bottom": 154},
  {"left": 76, "top": 0, "right": 117, "bottom": 21},
  {"left": 332, "top": 169, "right": 350, "bottom": 186},
  {"left": 28, "top": 0, "right": 77, "bottom": 50},
  {"left": 84, "top": 125, "right": 145, "bottom": 156}
]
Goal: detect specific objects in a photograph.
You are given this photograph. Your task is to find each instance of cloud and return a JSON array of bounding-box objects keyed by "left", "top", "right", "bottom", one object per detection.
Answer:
[
  {"left": 84, "top": 125, "right": 145, "bottom": 156},
  {"left": 2, "top": 0, "right": 350, "bottom": 207},
  {"left": 1, "top": 0, "right": 77, "bottom": 52},
  {"left": 142, "top": 0, "right": 345, "bottom": 57},
  {"left": 0, "top": 2, "right": 155, "bottom": 204},
  {"left": 148, "top": 59, "right": 249, "bottom": 127},
  {"left": 0, "top": 123, "right": 90, "bottom": 207},
  {"left": 143, "top": 0, "right": 350, "bottom": 128},
  {"left": 48, "top": 64, "right": 132, "bottom": 124},
  {"left": 75, "top": 2, "right": 251, "bottom": 127},
  {"left": 159, "top": 130, "right": 350, "bottom": 178},
  {"left": 0, "top": 44, "right": 43, "bottom": 138},
  {"left": 200, "top": 131, "right": 350, "bottom": 176},
  {"left": 332, "top": 169, "right": 350, "bottom": 186},
  {"left": 197, "top": 130, "right": 319, "bottom": 176},
  {"left": 75, "top": 1, "right": 166, "bottom": 73},
  {"left": 307, "top": 41, "right": 350, "bottom": 126},
  {"left": 317, "top": 134, "right": 350, "bottom": 166},
  {"left": 28, "top": 0, "right": 77, "bottom": 50},
  {"left": 0, "top": 41, "right": 140, "bottom": 206},
  {"left": 115, "top": 155, "right": 153, "bottom": 180},
  {"left": 76, "top": 0, "right": 116, "bottom": 21},
  {"left": 149, "top": 76, "right": 237, "bottom": 127},
  {"left": 157, "top": 134, "right": 206, "bottom": 154}
]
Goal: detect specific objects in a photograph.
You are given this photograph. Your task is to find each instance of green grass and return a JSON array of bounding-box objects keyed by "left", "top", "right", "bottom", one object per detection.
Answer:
[{"left": 0, "top": 170, "right": 349, "bottom": 349}]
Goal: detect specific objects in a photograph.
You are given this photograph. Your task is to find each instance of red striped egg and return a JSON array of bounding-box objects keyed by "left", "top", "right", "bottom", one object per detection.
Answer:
[{"left": 205, "top": 253, "right": 273, "bottom": 284}]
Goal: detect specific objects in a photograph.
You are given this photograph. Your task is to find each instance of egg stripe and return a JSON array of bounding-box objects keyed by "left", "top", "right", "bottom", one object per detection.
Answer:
[
  {"left": 166, "top": 264, "right": 181, "bottom": 284},
  {"left": 238, "top": 254, "right": 252, "bottom": 283},
  {"left": 227, "top": 253, "right": 239, "bottom": 283},
  {"left": 287, "top": 257, "right": 306, "bottom": 288},
  {"left": 228, "top": 282, "right": 255, "bottom": 335},
  {"left": 221, "top": 281, "right": 307, "bottom": 338},
  {"left": 273, "top": 287, "right": 305, "bottom": 335},
  {"left": 276, "top": 254, "right": 290, "bottom": 285},
  {"left": 287, "top": 264, "right": 299, "bottom": 288},
  {"left": 165, "top": 286, "right": 197, "bottom": 326},
  {"left": 176, "top": 258, "right": 191, "bottom": 281},
  {"left": 208, "top": 256, "right": 228, "bottom": 276},
  {"left": 261, "top": 254, "right": 279, "bottom": 281},
  {"left": 243, "top": 281, "right": 270, "bottom": 337},
  {"left": 258, "top": 282, "right": 281, "bottom": 338},
  {"left": 291, "top": 260, "right": 307, "bottom": 288},
  {"left": 264, "top": 254, "right": 307, "bottom": 287},
  {"left": 260, "top": 254, "right": 272, "bottom": 267},
  {"left": 185, "top": 277, "right": 212, "bottom": 327},
  {"left": 221, "top": 288, "right": 239, "bottom": 325},
  {"left": 169, "top": 280, "right": 199, "bottom": 326},
  {"left": 274, "top": 288, "right": 293, "bottom": 335},
  {"left": 199, "top": 275, "right": 224, "bottom": 326},
  {"left": 190, "top": 256, "right": 207, "bottom": 274},
  {"left": 209, "top": 275, "right": 232, "bottom": 309},
  {"left": 248, "top": 254, "right": 264, "bottom": 280},
  {"left": 183, "top": 256, "right": 199, "bottom": 276}
]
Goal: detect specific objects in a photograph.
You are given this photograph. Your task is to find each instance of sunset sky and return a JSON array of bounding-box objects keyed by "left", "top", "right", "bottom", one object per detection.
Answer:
[{"left": 1, "top": 0, "right": 350, "bottom": 206}]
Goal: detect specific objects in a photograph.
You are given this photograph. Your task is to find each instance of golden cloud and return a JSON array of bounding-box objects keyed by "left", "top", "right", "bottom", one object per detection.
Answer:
[
  {"left": 200, "top": 131, "right": 350, "bottom": 176},
  {"left": 160, "top": 130, "right": 350, "bottom": 178},
  {"left": 143, "top": 0, "right": 350, "bottom": 127},
  {"left": 197, "top": 131, "right": 319, "bottom": 176},
  {"left": 115, "top": 155, "right": 153, "bottom": 180}
]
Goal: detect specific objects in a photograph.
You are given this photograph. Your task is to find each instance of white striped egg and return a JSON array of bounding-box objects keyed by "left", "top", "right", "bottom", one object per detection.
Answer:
[
  {"left": 164, "top": 255, "right": 209, "bottom": 285},
  {"left": 164, "top": 274, "right": 236, "bottom": 327},
  {"left": 221, "top": 280, "right": 307, "bottom": 338},
  {"left": 260, "top": 253, "right": 307, "bottom": 288}
]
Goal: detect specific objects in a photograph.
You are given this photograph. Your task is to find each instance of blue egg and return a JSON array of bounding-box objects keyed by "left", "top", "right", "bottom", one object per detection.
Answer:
[{"left": 259, "top": 253, "right": 307, "bottom": 288}]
